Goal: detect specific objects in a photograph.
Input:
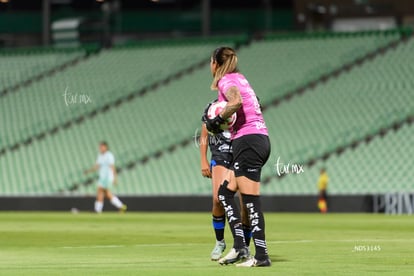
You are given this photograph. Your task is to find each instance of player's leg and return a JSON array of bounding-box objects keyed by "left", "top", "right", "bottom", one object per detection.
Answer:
[
  {"left": 218, "top": 170, "right": 249, "bottom": 265},
  {"left": 95, "top": 186, "right": 105, "bottom": 213},
  {"left": 105, "top": 189, "right": 127, "bottom": 212},
  {"left": 239, "top": 194, "right": 252, "bottom": 247},
  {"left": 236, "top": 177, "right": 270, "bottom": 267},
  {"left": 210, "top": 164, "right": 227, "bottom": 260},
  {"left": 318, "top": 190, "right": 328, "bottom": 213},
  {"left": 234, "top": 135, "right": 271, "bottom": 267}
]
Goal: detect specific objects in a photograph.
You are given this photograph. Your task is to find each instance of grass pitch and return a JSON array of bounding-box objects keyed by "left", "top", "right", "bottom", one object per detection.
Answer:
[{"left": 0, "top": 212, "right": 413, "bottom": 275}]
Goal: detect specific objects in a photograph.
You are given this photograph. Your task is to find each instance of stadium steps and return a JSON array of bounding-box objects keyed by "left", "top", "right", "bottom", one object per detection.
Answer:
[
  {"left": 64, "top": 30, "right": 413, "bottom": 194},
  {"left": 71, "top": 115, "right": 413, "bottom": 196},
  {"left": 258, "top": 34, "right": 414, "bottom": 190},
  {"left": 256, "top": 29, "right": 409, "bottom": 110},
  {"left": 61, "top": 64, "right": 219, "bottom": 193},
  {"left": 1, "top": 30, "right": 401, "bottom": 156},
  {"left": 0, "top": 37, "right": 249, "bottom": 195},
  {"left": 0, "top": 47, "right": 91, "bottom": 97},
  {"left": 261, "top": 119, "right": 414, "bottom": 195},
  {"left": 0, "top": 36, "right": 247, "bottom": 157},
  {"left": 74, "top": 141, "right": 205, "bottom": 196},
  {"left": 0, "top": 48, "right": 97, "bottom": 152},
  {"left": 2, "top": 31, "right": 411, "bottom": 195},
  {"left": 261, "top": 114, "right": 414, "bottom": 184}
]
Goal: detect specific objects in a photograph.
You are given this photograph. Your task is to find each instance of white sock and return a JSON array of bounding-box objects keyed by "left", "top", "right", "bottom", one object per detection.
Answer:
[
  {"left": 95, "top": 201, "right": 103, "bottom": 213},
  {"left": 110, "top": 196, "right": 123, "bottom": 209}
]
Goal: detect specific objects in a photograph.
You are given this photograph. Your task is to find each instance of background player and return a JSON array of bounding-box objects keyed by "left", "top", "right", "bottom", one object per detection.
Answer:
[
  {"left": 200, "top": 121, "right": 252, "bottom": 261},
  {"left": 84, "top": 141, "right": 127, "bottom": 213},
  {"left": 203, "top": 46, "right": 272, "bottom": 267},
  {"left": 317, "top": 168, "right": 329, "bottom": 213}
]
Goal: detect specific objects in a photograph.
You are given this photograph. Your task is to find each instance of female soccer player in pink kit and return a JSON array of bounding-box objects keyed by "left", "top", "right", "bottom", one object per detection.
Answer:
[{"left": 203, "top": 47, "right": 271, "bottom": 267}]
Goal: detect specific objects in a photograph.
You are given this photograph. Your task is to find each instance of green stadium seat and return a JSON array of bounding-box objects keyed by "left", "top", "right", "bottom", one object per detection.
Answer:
[
  {"left": 1, "top": 33, "right": 412, "bottom": 196},
  {"left": 0, "top": 41, "right": 234, "bottom": 149},
  {"left": 238, "top": 32, "right": 400, "bottom": 105},
  {"left": 0, "top": 49, "right": 85, "bottom": 92},
  {"left": 264, "top": 124, "right": 414, "bottom": 194}
]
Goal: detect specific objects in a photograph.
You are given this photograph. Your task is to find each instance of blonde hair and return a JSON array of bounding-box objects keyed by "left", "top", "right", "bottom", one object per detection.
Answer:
[{"left": 210, "top": 47, "right": 239, "bottom": 90}]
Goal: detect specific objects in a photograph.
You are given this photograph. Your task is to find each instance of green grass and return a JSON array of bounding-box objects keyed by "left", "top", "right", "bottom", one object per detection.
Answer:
[{"left": 0, "top": 212, "right": 413, "bottom": 275}]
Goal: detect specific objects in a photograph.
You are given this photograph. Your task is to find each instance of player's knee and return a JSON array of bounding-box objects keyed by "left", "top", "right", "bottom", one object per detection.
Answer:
[
  {"left": 212, "top": 203, "right": 224, "bottom": 216},
  {"left": 213, "top": 195, "right": 221, "bottom": 206},
  {"left": 218, "top": 180, "right": 234, "bottom": 198},
  {"left": 241, "top": 194, "right": 262, "bottom": 213}
]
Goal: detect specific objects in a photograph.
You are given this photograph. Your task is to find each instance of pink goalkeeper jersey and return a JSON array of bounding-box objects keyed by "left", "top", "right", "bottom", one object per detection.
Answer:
[{"left": 218, "top": 73, "right": 268, "bottom": 140}]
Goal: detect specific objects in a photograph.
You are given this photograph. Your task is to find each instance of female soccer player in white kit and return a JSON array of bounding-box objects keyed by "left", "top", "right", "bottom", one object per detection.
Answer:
[{"left": 85, "top": 141, "right": 127, "bottom": 213}]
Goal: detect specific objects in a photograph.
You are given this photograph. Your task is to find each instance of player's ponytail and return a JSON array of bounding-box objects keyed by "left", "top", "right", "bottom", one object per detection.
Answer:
[{"left": 210, "top": 47, "right": 239, "bottom": 90}]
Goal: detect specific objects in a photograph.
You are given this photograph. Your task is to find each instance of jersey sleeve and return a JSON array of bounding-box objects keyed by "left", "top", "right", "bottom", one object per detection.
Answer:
[
  {"left": 218, "top": 76, "right": 239, "bottom": 100},
  {"left": 107, "top": 153, "right": 115, "bottom": 165}
]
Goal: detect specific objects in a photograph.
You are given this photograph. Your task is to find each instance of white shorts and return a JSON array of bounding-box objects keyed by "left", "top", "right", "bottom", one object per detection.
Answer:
[{"left": 98, "top": 177, "right": 113, "bottom": 189}]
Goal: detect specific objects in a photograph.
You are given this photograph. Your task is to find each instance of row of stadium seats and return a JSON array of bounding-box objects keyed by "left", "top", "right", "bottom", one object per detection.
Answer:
[
  {"left": 0, "top": 48, "right": 85, "bottom": 92},
  {"left": 0, "top": 31, "right": 411, "bottom": 195},
  {"left": 262, "top": 123, "right": 414, "bottom": 194},
  {"left": 0, "top": 41, "right": 233, "bottom": 150},
  {"left": 260, "top": 36, "right": 414, "bottom": 182},
  {"left": 238, "top": 31, "right": 400, "bottom": 105},
  {"left": 0, "top": 63, "right": 217, "bottom": 194},
  {"left": 0, "top": 32, "right": 399, "bottom": 151},
  {"left": 106, "top": 33, "right": 412, "bottom": 196},
  {"left": 75, "top": 144, "right": 207, "bottom": 196}
]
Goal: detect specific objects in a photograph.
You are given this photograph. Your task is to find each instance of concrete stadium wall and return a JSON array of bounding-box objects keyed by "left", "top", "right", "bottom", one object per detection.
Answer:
[{"left": 0, "top": 195, "right": 373, "bottom": 213}]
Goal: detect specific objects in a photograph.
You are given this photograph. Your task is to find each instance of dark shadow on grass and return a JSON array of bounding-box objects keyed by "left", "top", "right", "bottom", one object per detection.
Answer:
[{"left": 269, "top": 255, "right": 289, "bottom": 263}]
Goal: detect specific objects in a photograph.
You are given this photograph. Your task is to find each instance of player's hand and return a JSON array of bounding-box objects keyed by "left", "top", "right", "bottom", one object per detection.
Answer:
[
  {"left": 202, "top": 115, "right": 224, "bottom": 134},
  {"left": 201, "top": 160, "right": 212, "bottom": 178},
  {"left": 201, "top": 167, "right": 212, "bottom": 178}
]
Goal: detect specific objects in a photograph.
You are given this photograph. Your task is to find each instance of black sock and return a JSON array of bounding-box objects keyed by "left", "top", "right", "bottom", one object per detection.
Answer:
[
  {"left": 242, "top": 194, "right": 269, "bottom": 261},
  {"left": 242, "top": 224, "right": 252, "bottom": 247},
  {"left": 218, "top": 181, "right": 246, "bottom": 250},
  {"left": 212, "top": 215, "right": 225, "bottom": 241}
]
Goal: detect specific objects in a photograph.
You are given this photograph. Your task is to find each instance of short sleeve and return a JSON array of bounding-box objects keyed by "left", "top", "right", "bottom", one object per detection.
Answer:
[
  {"left": 218, "top": 75, "right": 238, "bottom": 99},
  {"left": 107, "top": 153, "right": 115, "bottom": 165}
]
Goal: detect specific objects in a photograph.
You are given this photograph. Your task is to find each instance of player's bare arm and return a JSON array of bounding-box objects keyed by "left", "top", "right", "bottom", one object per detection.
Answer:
[
  {"left": 84, "top": 164, "right": 99, "bottom": 174},
  {"left": 200, "top": 124, "right": 212, "bottom": 178},
  {"left": 111, "top": 165, "right": 117, "bottom": 184},
  {"left": 220, "top": 86, "right": 242, "bottom": 119}
]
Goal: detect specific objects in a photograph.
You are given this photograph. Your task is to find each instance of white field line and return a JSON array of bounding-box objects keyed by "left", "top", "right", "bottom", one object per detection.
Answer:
[
  {"left": 61, "top": 239, "right": 414, "bottom": 249},
  {"left": 62, "top": 245, "right": 126, "bottom": 249},
  {"left": 268, "top": 239, "right": 414, "bottom": 244},
  {"left": 61, "top": 243, "right": 205, "bottom": 249}
]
